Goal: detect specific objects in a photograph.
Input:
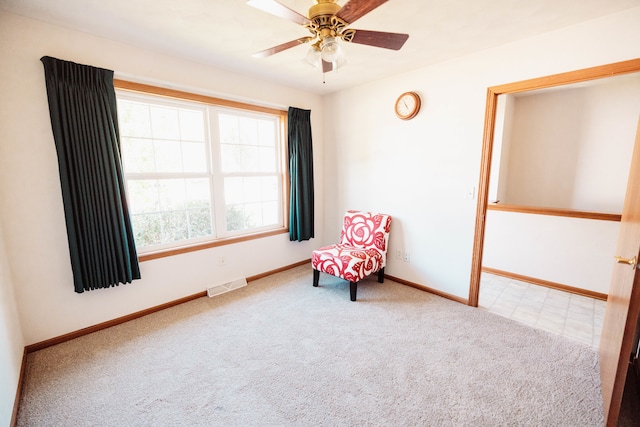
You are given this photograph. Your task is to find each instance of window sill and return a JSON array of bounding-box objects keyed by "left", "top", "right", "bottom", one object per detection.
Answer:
[{"left": 138, "top": 228, "right": 289, "bottom": 262}]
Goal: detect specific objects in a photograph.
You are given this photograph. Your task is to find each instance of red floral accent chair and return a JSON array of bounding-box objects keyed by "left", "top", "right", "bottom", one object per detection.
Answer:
[{"left": 312, "top": 210, "right": 392, "bottom": 301}]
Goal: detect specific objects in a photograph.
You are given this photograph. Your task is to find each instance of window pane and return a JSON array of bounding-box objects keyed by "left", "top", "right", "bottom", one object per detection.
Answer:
[
  {"left": 245, "top": 202, "right": 262, "bottom": 228},
  {"left": 219, "top": 114, "right": 278, "bottom": 174},
  {"left": 224, "top": 177, "right": 244, "bottom": 204},
  {"left": 186, "top": 178, "right": 211, "bottom": 209},
  {"left": 131, "top": 213, "right": 162, "bottom": 247},
  {"left": 262, "top": 201, "right": 278, "bottom": 225},
  {"left": 182, "top": 142, "right": 207, "bottom": 173},
  {"left": 128, "top": 178, "right": 213, "bottom": 247},
  {"left": 154, "top": 140, "right": 183, "bottom": 173},
  {"left": 244, "top": 177, "right": 262, "bottom": 203},
  {"left": 222, "top": 176, "right": 280, "bottom": 231},
  {"left": 188, "top": 207, "right": 212, "bottom": 238},
  {"left": 261, "top": 176, "right": 278, "bottom": 201},
  {"left": 121, "top": 137, "right": 154, "bottom": 173},
  {"left": 150, "top": 106, "right": 180, "bottom": 140},
  {"left": 241, "top": 146, "right": 260, "bottom": 172},
  {"left": 239, "top": 117, "right": 258, "bottom": 145},
  {"left": 220, "top": 144, "right": 241, "bottom": 172},
  {"left": 120, "top": 100, "right": 207, "bottom": 178},
  {"left": 158, "top": 179, "right": 186, "bottom": 210},
  {"left": 179, "top": 109, "right": 205, "bottom": 142},
  {"left": 118, "top": 100, "right": 152, "bottom": 138},
  {"left": 219, "top": 114, "right": 238, "bottom": 145},
  {"left": 226, "top": 204, "right": 245, "bottom": 231},
  {"left": 221, "top": 145, "right": 260, "bottom": 173},
  {"left": 127, "top": 180, "right": 159, "bottom": 214},
  {"left": 258, "top": 120, "right": 276, "bottom": 147},
  {"left": 259, "top": 147, "right": 276, "bottom": 172},
  {"left": 161, "top": 211, "right": 188, "bottom": 242}
]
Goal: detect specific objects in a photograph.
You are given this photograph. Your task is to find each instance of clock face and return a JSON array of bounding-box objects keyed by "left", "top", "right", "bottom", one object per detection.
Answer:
[
  {"left": 397, "top": 95, "right": 415, "bottom": 115},
  {"left": 395, "top": 92, "right": 420, "bottom": 120}
]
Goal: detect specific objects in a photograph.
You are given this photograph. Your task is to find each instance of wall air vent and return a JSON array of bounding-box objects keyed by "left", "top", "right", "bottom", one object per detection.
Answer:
[{"left": 207, "top": 278, "right": 248, "bottom": 298}]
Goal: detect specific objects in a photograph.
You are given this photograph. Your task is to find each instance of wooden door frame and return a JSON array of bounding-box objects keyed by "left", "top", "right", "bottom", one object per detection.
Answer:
[{"left": 468, "top": 58, "right": 640, "bottom": 307}]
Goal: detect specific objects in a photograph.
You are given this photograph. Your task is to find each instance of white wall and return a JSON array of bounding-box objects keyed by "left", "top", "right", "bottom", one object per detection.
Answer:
[
  {"left": 506, "top": 88, "right": 593, "bottom": 209},
  {"left": 489, "top": 94, "right": 515, "bottom": 203},
  {"left": 503, "top": 76, "right": 640, "bottom": 212},
  {"left": 323, "top": 7, "right": 640, "bottom": 299},
  {"left": 0, "top": 10, "right": 324, "bottom": 346},
  {"left": 573, "top": 78, "right": 640, "bottom": 211},
  {"left": 483, "top": 211, "right": 619, "bottom": 294},
  {"left": 0, "top": 222, "right": 24, "bottom": 427}
]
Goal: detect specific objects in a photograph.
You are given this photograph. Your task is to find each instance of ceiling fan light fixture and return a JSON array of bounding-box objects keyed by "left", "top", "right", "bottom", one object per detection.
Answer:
[
  {"left": 320, "top": 36, "right": 342, "bottom": 62},
  {"left": 329, "top": 50, "right": 347, "bottom": 71},
  {"left": 303, "top": 46, "right": 322, "bottom": 70}
]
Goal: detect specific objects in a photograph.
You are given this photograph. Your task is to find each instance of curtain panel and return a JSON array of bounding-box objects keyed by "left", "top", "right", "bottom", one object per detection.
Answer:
[
  {"left": 288, "top": 107, "right": 314, "bottom": 241},
  {"left": 41, "top": 56, "right": 140, "bottom": 293}
]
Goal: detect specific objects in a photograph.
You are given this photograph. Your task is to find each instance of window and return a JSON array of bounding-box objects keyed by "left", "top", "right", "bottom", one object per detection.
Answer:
[{"left": 116, "top": 85, "right": 286, "bottom": 256}]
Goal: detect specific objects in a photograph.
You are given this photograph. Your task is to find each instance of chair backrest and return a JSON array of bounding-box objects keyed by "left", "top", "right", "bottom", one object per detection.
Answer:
[{"left": 339, "top": 210, "right": 392, "bottom": 253}]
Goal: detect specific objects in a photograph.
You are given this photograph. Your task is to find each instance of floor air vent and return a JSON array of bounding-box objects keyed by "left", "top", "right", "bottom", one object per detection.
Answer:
[{"left": 207, "top": 278, "right": 247, "bottom": 297}]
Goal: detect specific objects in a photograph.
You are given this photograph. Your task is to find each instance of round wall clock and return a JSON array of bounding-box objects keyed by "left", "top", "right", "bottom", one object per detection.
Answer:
[{"left": 395, "top": 91, "right": 421, "bottom": 120}]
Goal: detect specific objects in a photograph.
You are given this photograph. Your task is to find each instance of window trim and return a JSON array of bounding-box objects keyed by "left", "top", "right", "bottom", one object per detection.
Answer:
[{"left": 114, "top": 79, "right": 290, "bottom": 262}]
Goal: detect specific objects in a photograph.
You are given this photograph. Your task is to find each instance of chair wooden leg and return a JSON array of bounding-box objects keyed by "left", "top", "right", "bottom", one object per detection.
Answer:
[
  {"left": 377, "top": 267, "right": 385, "bottom": 283},
  {"left": 313, "top": 269, "right": 319, "bottom": 287},
  {"left": 350, "top": 281, "right": 357, "bottom": 301}
]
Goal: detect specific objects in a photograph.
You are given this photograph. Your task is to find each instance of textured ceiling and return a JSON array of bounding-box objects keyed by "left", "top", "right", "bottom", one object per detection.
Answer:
[{"left": 1, "top": 0, "right": 639, "bottom": 94}]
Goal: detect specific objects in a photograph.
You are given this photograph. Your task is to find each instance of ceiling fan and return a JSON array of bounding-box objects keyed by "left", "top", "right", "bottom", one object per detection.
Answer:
[{"left": 247, "top": 0, "right": 409, "bottom": 74}]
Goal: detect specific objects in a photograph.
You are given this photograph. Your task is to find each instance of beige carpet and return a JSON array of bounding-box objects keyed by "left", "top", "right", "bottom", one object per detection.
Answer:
[{"left": 17, "top": 265, "right": 604, "bottom": 426}]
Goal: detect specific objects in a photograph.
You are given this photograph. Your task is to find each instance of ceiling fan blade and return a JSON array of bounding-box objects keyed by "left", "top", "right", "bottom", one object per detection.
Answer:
[
  {"left": 347, "top": 29, "right": 409, "bottom": 50},
  {"left": 252, "top": 37, "right": 314, "bottom": 58},
  {"left": 334, "top": 0, "right": 388, "bottom": 24},
  {"left": 247, "top": 0, "right": 310, "bottom": 26}
]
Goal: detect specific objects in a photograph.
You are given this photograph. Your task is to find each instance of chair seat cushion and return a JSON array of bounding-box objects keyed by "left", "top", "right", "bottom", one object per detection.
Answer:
[{"left": 312, "top": 244, "right": 383, "bottom": 283}]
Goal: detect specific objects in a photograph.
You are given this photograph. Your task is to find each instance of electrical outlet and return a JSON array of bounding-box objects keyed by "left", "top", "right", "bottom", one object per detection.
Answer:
[
  {"left": 403, "top": 252, "right": 410, "bottom": 263},
  {"left": 219, "top": 256, "right": 226, "bottom": 266},
  {"left": 396, "top": 249, "right": 403, "bottom": 260}
]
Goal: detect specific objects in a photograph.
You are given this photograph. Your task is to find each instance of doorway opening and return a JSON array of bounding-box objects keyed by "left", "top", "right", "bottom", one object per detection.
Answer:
[{"left": 468, "top": 58, "right": 640, "bottom": 426}]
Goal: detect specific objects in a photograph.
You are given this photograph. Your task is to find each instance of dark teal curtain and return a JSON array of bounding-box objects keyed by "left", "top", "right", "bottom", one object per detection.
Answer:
[
  {"left": 288, "top": 107, "right": 314, "bottom": 241},
  {"left": 41, "top": 56, "right": 140, "bottom": 293}
]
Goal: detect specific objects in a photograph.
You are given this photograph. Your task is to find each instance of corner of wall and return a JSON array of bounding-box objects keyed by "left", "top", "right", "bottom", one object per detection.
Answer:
[{"left": 0, "top": 221, "right": 26, "bottom": 427}]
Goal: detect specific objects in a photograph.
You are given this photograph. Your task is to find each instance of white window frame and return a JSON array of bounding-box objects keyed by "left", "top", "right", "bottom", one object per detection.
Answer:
[
  {"left": 115, "top": 81, "right": 288, "bottom": 260},
  {"left": 211, "top": 107, "right": 285, "bottom": 238}
]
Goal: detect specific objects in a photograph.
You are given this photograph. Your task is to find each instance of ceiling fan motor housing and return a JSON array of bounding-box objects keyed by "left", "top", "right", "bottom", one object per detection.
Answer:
[
  {"left": 306, "top": 0, "right": 347, "bottom": 42},
  {"left": 308, "top": 0, "right": 341, "bottom": 20}
]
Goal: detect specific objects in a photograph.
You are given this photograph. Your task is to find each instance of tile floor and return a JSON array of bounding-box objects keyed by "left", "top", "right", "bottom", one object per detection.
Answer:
[{"left": 479, "top": 273, "right": 606, "bottom": 348}]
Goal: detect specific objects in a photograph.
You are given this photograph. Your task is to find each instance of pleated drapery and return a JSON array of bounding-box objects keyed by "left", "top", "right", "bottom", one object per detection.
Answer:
[
  {"left": 41, "top": 56, "right": 140, "bottom": 293},
  {"left": 288, "top": 107, "right": 315, "bottom": 242}
]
